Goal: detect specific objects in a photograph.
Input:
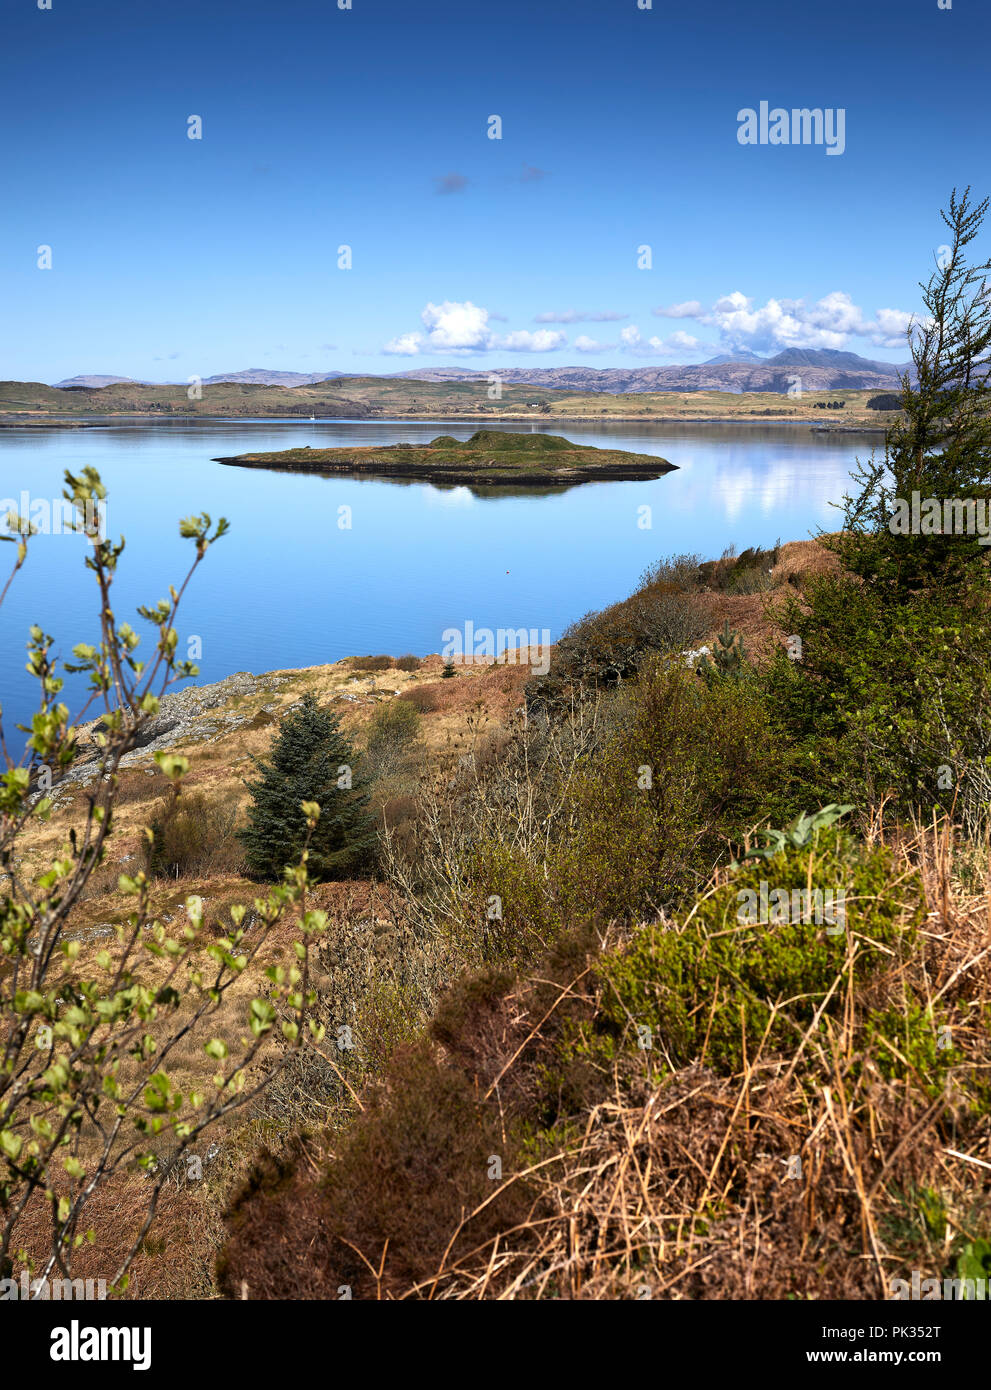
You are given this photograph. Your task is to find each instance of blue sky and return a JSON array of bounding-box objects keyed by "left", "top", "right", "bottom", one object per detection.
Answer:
[{"left": 2, "top": 0, "right": 988, "bottom": 382}]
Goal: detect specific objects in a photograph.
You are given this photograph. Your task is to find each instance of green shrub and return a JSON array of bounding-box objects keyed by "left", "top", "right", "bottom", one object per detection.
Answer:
[
  {"left": 764, "top": 573, "right": 991, "bottom": 825},
  {"left": 461, "top": 665, "right": 794, "bottom": 966},
  {"left": 367, "top": 698, "right": 421, "bottom": 753},
  {"left": 557, "top": 663, "right": 794, "bottom": 917},
  {"left": 861, "top": 1002, "right": 963, "bottom": 1098},
  {"left": 463, "top": 838, "right": 561, "bottom": 963},
  {"left": 592, "top": 833, "right": 923, "bottom": 1075}
]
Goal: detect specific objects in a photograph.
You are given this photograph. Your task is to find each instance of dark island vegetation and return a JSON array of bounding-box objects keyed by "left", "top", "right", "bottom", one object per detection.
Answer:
[{"left": 213, "top": 429, "right": 676, "bottom": 487}]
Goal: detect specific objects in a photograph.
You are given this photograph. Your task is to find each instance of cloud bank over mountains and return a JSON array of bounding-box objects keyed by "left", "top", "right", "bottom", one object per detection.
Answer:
[{"left": 383, "top": 290, "right": 917, "bottom": 360}]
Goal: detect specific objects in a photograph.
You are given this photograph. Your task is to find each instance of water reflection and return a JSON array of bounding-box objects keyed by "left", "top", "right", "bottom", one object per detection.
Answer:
[{"left": 0, "top": 418, "right": 868, "bottom": 742}]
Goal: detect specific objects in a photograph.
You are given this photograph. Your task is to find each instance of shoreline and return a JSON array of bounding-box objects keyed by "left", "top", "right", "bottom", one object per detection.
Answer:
[{"left": 0, "top": 412, "right": 889, "bottom": 433}]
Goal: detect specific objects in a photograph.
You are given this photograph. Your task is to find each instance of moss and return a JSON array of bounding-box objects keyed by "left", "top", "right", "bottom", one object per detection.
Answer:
[{"left": 861, "top": 1003, "right": 959, "bottom": 1092}]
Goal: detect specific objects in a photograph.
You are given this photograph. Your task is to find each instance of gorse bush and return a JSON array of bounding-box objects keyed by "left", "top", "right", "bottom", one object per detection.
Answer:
[
  {"left": 527, "top": 552, "right": 709, "bottom": 712},
  {"left": 562, "top": 661, "right": 794, "bottom": 905},
  {"left": 239, "top": 694, "right": 376, "bottom": 880},
  {"left": 698, "top": 541, "right": 780, "bottom": 593},
  {"left": 592, "top": 831, "right": 923, "bottom": 1074}
]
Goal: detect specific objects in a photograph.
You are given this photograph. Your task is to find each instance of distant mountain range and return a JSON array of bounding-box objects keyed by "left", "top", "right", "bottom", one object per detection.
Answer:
[
  {"left": 385, "top": 350, "right": 911, "bottom": 394},
  {"left": 55, "top": 375, "right": 151, "bottom": 388},
  {"left": 53, "top": 369, "right": 348, "bottom": 389},
  {"left": 53, "top": 350, "right": 911, "bottom": 396},
  {"left": 703, "top": 350, "right": 766, "bottom": 365}
]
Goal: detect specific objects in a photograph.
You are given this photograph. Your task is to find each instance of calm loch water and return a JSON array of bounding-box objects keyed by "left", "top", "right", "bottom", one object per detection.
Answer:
[{"left": 0, "top": 417, "right": 878, "bottom": 744}]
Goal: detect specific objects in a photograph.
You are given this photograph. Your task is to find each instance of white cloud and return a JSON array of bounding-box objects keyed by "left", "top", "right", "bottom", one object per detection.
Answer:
[
  {"left": 383, "top": 301, "right": 570, "bottom": 355},
  {"left": 804, "top": 290, "right": 864, "bottom": 335},
  {"left": 534, "top": 309, "right": 628, "bottom": 323},
  {"left": 383, "top": 289, "right": 915, "bottom": 361},
  {"left": 573, "top": 335, "right": 614, "bottom": 353},
  {"left": 870, "top": 307, "right": 916, "bottom": 348},
  {"left": 705, "top": 291, "right": 848, "bottom": 351},
  {"left": 383, "top": 332, "right": 423, "bottom": 356},
  {"left": 621, "top": 325, "right": 701, "bottom": 357},
  {"left": 653, "top": 300, "right": 703, "bottom": 319},
  {"left": 499, "top": 329, "right": 567, "bottom": 352},
  {"left": 657, "top": 290, "right": 916, "bottom": 355},
  {"left": 421, "top": 300, "right": 493, "bottom": 351}
]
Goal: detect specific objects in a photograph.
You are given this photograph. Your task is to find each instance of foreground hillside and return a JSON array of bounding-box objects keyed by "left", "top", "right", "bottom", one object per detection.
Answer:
[{"left": 9, "top": 531, "right": 991, "bottom": 1301}]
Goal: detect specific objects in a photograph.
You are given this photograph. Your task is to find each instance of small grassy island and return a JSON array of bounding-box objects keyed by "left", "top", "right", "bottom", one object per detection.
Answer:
[{"left": 213, "top": 429, "right": 676, "bottom": 486}]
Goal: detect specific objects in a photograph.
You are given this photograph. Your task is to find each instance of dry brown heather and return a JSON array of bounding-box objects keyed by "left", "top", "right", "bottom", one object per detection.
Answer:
[
  {"left": 6, "top": 540, "right": 847, "bottom": 1298},
  {"left": 217, "top": 823, "right": 991, "bottom": 1301}
]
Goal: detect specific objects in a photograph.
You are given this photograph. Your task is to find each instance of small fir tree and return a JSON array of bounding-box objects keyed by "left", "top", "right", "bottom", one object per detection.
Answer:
[
  {"left": 833, "top": 188, "right": 991, "bottom": 597},
  {"left": 698, "top": 621, "right": 746, "bottom": 684},
  {"left": 239, "top": 693, "right": 376, "bottom": 879}
]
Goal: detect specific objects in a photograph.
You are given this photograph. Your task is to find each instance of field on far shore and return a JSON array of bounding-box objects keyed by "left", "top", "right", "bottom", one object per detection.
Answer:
[{"left": 0, "top": 376, "right": 896, "bottom": 428}]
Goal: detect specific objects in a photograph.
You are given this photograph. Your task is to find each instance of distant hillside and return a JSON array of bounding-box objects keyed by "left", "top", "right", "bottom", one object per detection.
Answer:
[
  {"left": 765, "top": 348, "right": 911, "bottom": 374},
  {"left": 386, "top": 350, "right": 911, "bottom": 394},
  {"left": 703, "top": 350, "right": 765, "bottom": 365},
  {"left": 203, "top": 369, "right": 348, "bottom": 386},
  {"left": 49, "top": 350, "right": 911, "bottom": 396},
  {"left": 0, "top": 375, "right": 896, "bottom": 426},
  {"left": 53, "top": 374, "right": 148, "bottom": 388}
]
